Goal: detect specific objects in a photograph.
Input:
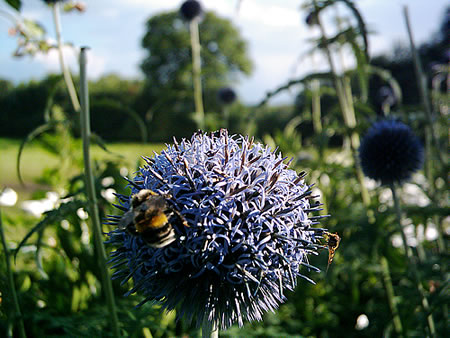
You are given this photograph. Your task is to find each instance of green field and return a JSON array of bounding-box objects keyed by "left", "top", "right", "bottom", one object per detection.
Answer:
[
  {"left": 0, "top": 138, "right": 166, "bottom": 239},
  {"left": 0, "top": 137, "right": 165, "bottom": 189}
]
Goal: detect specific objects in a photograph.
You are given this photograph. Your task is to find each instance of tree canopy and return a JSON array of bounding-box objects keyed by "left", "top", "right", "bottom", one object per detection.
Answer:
[{"left": 139, "top": 10, "right": 253, "bottom": 141}]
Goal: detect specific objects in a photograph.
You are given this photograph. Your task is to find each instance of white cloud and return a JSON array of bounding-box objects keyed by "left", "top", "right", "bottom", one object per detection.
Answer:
[
  {"left": 238, "top": 0, "right": 301, "bottom": 28},
  {"left": 34, "top": 46, "right": 106, "bottom": 79},
  {"left": 115, "top": 0, "right": 179, "bottom": 11},
  {"left": 100, "top": 8, "right": 121, "bottom": 19}
]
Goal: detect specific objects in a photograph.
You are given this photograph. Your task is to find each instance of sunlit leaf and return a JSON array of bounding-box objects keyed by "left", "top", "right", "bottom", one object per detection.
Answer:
[
  {"left": 16, "top": 122, "right": 59, "bottom": 185},
  {"left": 22, "top": 19, "right": 46, "bottom": 39}
]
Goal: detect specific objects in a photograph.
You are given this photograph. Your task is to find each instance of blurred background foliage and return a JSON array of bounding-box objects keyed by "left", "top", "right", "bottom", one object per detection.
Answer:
[{"left": 0, "top": 0, "right": 448, "bottom": 337}]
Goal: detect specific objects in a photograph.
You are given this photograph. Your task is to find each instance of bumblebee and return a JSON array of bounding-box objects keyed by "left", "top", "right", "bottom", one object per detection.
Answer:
[
  {"left": 323, "top": 231, "right": 341, "bottom": 272},
  {"left": 118, "top": 189, "right": 188, "bottom": 248}
]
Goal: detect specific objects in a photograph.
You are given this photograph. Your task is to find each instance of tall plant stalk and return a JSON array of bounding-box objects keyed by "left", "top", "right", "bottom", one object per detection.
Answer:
[
  {"left": 0, "top": 208, "right": 27, "bottom": 338},
  {"left": 311, "top": 79, "right": 323, "bottom": 134},
  {"left": 189, "top": 18, "right": 205, "bottom": 129},
  {"left": 202, "top": 320, "right": 219, "bottom": 338},
  {"left": 312, "top": 1, "right": 371, "bottom": 209},
  {"left": 403, "top": 6, "right": 445, "bottom": 166},
  {"left": 380, "top": 256, "right": 403, "bottom": 336},
  {"left": 312, "top": 4, "right": 407, "bottom": 332},
  {"left": 390, "top": 183, "right": 436, "bottom": 336},
  {"left": 52, "top": 2, "right": 80, "bottom": 112},
  {"left": 79, "top": 48, "right": 120, "bottom": 337}
]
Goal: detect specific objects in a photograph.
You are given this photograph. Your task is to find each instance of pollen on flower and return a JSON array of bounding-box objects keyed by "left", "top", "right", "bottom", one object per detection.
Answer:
[{"left": 105, "top": 129, "right": 327, "bottom": 330}]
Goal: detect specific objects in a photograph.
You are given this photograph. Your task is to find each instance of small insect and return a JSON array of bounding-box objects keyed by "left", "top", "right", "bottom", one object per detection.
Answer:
[
  {"left": 323, "top": 231, "right": 341, "bottom": 272},
  {"left": 118, "top": 189, "right": 188, "bottom": 248}
]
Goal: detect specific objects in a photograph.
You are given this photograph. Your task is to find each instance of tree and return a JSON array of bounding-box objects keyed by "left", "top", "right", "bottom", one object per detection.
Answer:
[{"left": 139, "top": 10, "right": 253, "bottom": 141}]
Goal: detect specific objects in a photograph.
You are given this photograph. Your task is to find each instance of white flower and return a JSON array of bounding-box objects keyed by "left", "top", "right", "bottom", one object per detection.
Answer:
[{"left": 0, "top": 187, "right": 18, "bottom": 207}]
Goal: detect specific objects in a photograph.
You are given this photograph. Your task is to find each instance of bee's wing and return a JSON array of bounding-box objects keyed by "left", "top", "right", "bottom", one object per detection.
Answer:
[{"left": 117, "top": 210, "right": 134, "bottom": 230}]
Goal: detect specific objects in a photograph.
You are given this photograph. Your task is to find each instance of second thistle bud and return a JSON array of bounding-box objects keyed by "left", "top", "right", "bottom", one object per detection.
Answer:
[
  {"left": 217, "top": 87, "right": 237, "bottom": 105},
  {"left": 305, "top": 11, "right": 318, "bottom": 26},
  {"left": 180, "top": 0, "right": 203, "bottom": 21}
]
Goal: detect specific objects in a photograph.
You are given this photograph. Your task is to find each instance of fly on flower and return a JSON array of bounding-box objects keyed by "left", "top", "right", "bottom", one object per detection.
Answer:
[
  {"left": 117, "top": 189, "right": 188, "bottom": 248},
  {"left": 323, "top": 231, "right": 341, "bottom": 272}
]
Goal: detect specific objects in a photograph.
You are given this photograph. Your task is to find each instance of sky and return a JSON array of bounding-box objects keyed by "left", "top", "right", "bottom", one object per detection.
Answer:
[{"left": 0, "top": 0, "right": 447, "bottom": 104}]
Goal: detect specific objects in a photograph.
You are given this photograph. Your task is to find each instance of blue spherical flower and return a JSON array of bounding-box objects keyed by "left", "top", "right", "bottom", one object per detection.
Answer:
[
  {"left": 218, "top": 87, "right": 237, "bottom": 105},
  {"left": 180, "top": 0, "right": 202, "bottom": 21},
  {"left": 42, "top": 0, "right": 66, "bottom": 3},
  {"left": 359, "top": 119, "right": 424, "bottom": 185},
  {"left": 305, "top": 11, "right": 318, "bottom": 26},
  {"left": 106, "top": 130, "right": 325, "bottom": 330}
]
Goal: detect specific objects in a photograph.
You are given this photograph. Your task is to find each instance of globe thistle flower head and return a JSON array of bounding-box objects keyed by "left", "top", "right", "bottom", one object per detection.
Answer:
[
  {"left": 42, "top": 0, "right": 66, "bottom": 4},
  {"left": 305, "top": 11, "right": 318, "bottom": 26},
  {"left": 359, "top": 119, "right": 424, "bottom": 185},
  {"left": 218, "top": 87, "right": 237, "bottom": 105},
  {"left": 180, "top": 0, "right": 203, "bottom": 21},
  {"left": 106, "top": 130, "right": 326, "bottom": 330}
]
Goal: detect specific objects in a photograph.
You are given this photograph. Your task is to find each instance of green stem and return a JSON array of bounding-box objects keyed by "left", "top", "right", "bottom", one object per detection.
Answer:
[
  {"left": 390, "top": 183, "right": 436, "bottom": 337},
  {"left": 311, "top": 79, "right": 327, "bottom": 162},
  {"left": 223, "top": 106, "right": 229, "bottom": 130},
  {"left": 79, "top": 48, "right": 120, "bottom": 338},
  {"left": 189, "top": 19, "right": 205, "bottom": 129},
  {"left": 311, "top": 78, "right": 323, "bottom": 144},
  {"left": 313, "top": 2, "right": 372, "bottom": 215},
  {"left": 380, "top": 256, "right": 403, "bottom": 336},
  {"left": 0, "top": 9, "right": 20, "bottom": 25},
  {"left": 202, "top": 320, "right": 219, "bottom": 338},
  {"left": 0, "top": 208, "right": 27, "bottom": 338},
  {"left": 52, "top": 3, "right": 81, "bottom": 112},
  {"left": 424, "top": 126, "right": 435, "bottom": 195},
  {"left": 311, "top": 80, "right": 322, "bottom": 133},
  {"left": 403, "top": 6, "right": 445, "bottom": 166}
]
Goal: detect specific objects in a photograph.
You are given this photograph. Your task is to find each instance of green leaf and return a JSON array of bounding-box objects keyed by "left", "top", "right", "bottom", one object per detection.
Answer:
[
  {"left": 257, "top": 71, "right": 335, "bottom": 107},
  {"left": 366, "top": 65, "right": 403, "bottom": 106},
  {"left": 90, "top": 132, "right": 124, "bottom": 159},
  {"left": 116, "top": 105, "right": 148, "bottom": 143},
  {"left": 14, "top": 200, "right": 85, "bottom": 263},
  {"left": 16, "top": 122, "right": 58, "bottom": 185},
  {"left": 35, "top": 227, "right": 49, "bottom": 279},
  {"left": 22, "top": 19, "right": 46, "bottom": 39},
  {"left": 336, "top": 0, "right": 369, "bottom": 59},
  {"left": 5, "top": 0, "right": 21, "bottom": 11},
  {"left": 16, "top": 120, "right": 71, "bottom": 185},
  {"left": 348, "top": 39, "right": 369, "bottom": 102}
]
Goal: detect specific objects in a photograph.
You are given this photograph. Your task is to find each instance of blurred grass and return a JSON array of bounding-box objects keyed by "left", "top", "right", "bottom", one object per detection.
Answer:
[
  {"left": 0, "top": 137, "right": 165, "bottom": 241},
  {"left": 0, "top": 137, "right": 166, "bottom": 190}
]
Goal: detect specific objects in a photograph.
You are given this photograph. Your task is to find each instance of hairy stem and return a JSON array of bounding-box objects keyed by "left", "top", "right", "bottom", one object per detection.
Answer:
[
  {"left": 79, "top": 48, "right": 120, "bottom": 337},
  {"left": 52, "top": 3, "right": 80, "bottom": 112}
]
